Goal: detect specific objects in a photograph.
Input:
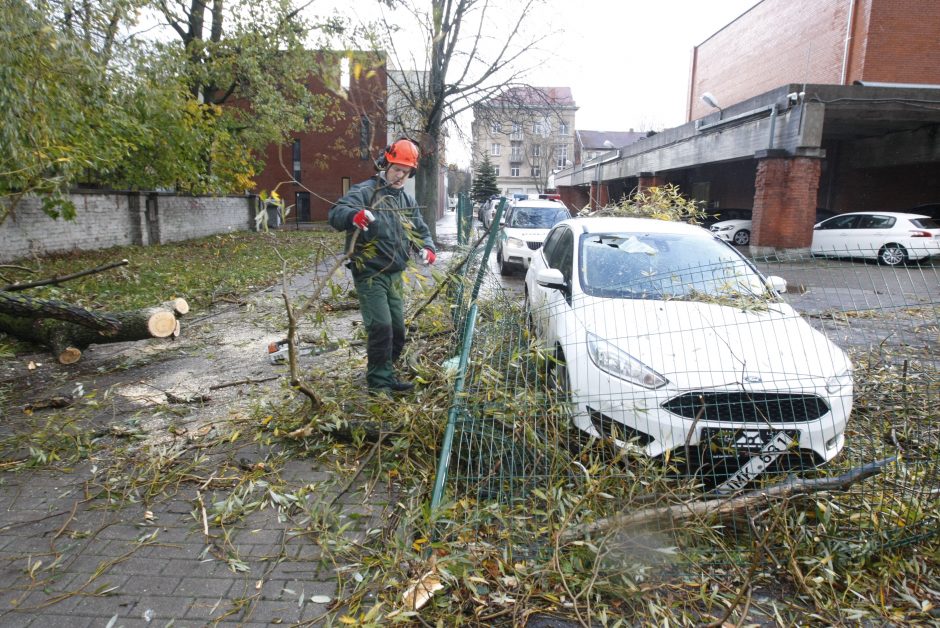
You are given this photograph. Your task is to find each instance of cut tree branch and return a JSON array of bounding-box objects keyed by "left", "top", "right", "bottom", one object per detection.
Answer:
[
  {"left": 558, "top": 458, "right": 896, "bottom": 543},
  {"left": 1, "top": 259, "right": 129, "bottom": 292}
]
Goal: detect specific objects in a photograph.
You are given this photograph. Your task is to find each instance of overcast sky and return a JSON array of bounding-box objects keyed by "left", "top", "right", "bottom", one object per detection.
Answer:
[{"left": 534, "top": 0, "right": 762, "bottom": 131}]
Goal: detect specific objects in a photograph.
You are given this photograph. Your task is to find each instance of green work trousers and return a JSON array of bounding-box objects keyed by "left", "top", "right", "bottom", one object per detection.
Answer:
[{"left": 354, "top": 272, "right": 406, "bottom": 389}]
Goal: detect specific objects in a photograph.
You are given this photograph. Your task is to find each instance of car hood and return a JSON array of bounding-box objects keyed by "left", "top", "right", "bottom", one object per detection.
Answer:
[
  {"left": 571, "top": 296, "right": 849, "bottom": 388},
  {"left": 503, "top": 227, "right": 550, "bottom": 241}
]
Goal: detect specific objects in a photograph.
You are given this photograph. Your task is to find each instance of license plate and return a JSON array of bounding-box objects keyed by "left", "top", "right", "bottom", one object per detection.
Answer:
[{"left": 713, "top": 431, "right": 794, "bottom": 495}]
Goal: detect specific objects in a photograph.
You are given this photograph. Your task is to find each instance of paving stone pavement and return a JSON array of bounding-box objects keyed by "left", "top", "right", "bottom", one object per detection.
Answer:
[{"left": 0, "top": 211, "right": 464, "bottom": 627}]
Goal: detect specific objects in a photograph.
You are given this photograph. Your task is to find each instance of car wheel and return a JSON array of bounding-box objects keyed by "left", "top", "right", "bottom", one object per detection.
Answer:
[
  {"left": 878, "top": 243, "right": 908, "bottom": 266},
  {"left": 548, "top": 347, "right": 571, "bottom": 404},
  {"left": 732, "top": 229, "right": 751, "bottom": 246},
  {"left": 497, "top": 249, "right": 512, "bottom": 276},
  {"left": 523, "top": 289, "right": 535, "bottom": 334}
]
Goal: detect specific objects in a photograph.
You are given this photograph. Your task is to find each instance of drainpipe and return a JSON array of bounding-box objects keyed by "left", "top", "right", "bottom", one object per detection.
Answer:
[
  {"left": 840, "top": 0, "right": 857, "bottom": 85},
  {"left": 768, "top": 104, "right": 778, "bottom": 150}
]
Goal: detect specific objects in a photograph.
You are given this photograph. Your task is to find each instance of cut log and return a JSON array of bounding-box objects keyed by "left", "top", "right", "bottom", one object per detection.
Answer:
[
  {"left": 162, "top": 298, "right": 190, "bottom": 317},
  {"left": 0, "top": 305, "right": 181, "bottom": 364}
]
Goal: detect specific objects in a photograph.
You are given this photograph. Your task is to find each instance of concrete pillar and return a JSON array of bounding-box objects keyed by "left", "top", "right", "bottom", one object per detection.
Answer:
[
  {"left": 638, "top": 172, "right": 666, "bottom": 193},
  {"left": 751, "top": 150, "right": 823, "bottom": 253},
  {"left": 558, "top": 185, "right": 589, "bottom": 214},
  {"left": 590, "top": 182, "right": 610, "bottom": 210}
]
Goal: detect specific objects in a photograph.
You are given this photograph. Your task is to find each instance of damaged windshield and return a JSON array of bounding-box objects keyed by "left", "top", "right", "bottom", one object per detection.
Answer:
[{"left": 579, "top": 232, "right": 770, "bottom": 300}]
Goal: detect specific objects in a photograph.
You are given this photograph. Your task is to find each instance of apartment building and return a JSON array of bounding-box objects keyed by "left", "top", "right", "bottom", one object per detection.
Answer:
[{"left": 471, "top": 86, "right": 578, "bottom": 195}]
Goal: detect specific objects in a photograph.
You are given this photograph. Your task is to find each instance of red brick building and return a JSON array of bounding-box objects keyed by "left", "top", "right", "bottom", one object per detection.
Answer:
[
  {"left": 688, "top": 0, "right": 940, "bottom": 121},
  {"left": 252, "top": 51, "right": 388, "bottom": 224}
]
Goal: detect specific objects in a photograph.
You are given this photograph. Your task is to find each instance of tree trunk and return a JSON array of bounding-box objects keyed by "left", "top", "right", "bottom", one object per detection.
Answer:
[
  {"left": 0, "top": 302, "right": 186, "bottom": 364},
  {"left": 0, "top": 291, "right": 120, "bottom": 333}
]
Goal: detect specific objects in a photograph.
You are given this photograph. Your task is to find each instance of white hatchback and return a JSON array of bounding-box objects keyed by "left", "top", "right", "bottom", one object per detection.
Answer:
[
  {"left": 811, "top": 211, "right": 940, "bottom": 265},
  {"left": 525, "top": 217, "right": 854, "bottom": 490}
]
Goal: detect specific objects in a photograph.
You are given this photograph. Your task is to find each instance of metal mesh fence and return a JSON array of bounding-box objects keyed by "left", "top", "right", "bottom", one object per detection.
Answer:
[{"left": 432, "top": 213, "right": 939, "bottom": 561}]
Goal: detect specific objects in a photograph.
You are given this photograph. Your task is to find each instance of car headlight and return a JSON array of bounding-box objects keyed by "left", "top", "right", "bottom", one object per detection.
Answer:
[
  {"left": 717, "top": 225, "right": 735, "bottom": 231},
  {"left": 507, "top": 237, "right": 525, "bottom": 248},
  {"left": 587, "top": 332, "right": 667, "bottom": 389},
  {"left": 826, "top": 369, "right": 853, "bottom": 393}
]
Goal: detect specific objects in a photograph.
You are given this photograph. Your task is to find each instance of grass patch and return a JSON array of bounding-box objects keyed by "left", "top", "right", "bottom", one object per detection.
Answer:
[{"left": 1, "top": 230, "right": 343, "bottom": 313}]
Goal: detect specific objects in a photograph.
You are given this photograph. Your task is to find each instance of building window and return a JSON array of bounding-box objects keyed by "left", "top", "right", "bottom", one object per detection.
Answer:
[
  {"left": 531, "top": 167, "right": 540, "bottom": 177},
  {"left": 510, "top": 143, "right": 522, "bottom": 160},
  {"left": 493, "top": 165, "right": 500, "bottom": 176},
  {"left": 559, "top": 122, "right": 569, "bottom": 135},
  {"left": 555, "top": 145, "right": 568, "bottom": 168},
  {"left": 510, "top": 167, "right": 520, "bottom": 177},
  {"left": 533, "top": 121, "right": 544, "bottom": 136},
  {"left": 491, "top": 121, "right": 501, "bottom": 133},
  {"left": 510, "top": 123, "right": 522, "bottom": 140},
  {"left": 491, "top": 143, "right": 501, "bottom": 156},
  {"left": 292, "top": 139, "right": 301, "bottom": 181},
  {"left": 359, "top": 116, "right": 371, "bottom": 160},
  {"left": 532, "top": 144, "right": 541, "bottom": 157}
]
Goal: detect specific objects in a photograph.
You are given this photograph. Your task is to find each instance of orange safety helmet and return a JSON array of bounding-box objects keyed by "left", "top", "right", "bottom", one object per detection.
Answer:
[{"left": 382, "top": 138, "right": 419, "bottom": 175}]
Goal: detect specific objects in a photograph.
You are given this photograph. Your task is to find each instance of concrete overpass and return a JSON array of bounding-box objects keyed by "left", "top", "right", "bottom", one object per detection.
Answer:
[{"left": 556, "top": 83, "right": 940, "bottom": 254}]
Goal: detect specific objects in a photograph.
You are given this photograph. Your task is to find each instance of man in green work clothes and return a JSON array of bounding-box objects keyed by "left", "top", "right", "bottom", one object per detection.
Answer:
[{"left": 328, "top": 138, "right": 437, "bottom": 395}]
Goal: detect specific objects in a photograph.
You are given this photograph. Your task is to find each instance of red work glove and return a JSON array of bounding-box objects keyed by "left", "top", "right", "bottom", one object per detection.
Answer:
[
  {"left": 421, "top": 248, "right": 436, "bottom": 265},
  {"left": 352, "top": 209, "right": 375, "bottom": 231}
]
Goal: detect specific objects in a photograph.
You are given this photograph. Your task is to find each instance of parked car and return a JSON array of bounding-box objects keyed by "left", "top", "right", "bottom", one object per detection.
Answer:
[
  {"left": 496, "top": 200, "right": 571, "bottom": 275},
  {"left": 524, "top": 217, "right": 853, "bottom": 490},
  {"left": 700, "top": 207, "right": 752, "bottom": 230},
  {"left": 811, "top": 211, "right": 940, "bottom": 265},
  {"left": 711, "top": 208, "right": 837, "bottom": 246},
  {"left": 481, "top": 196, "right": 508, "bottom": 230}
]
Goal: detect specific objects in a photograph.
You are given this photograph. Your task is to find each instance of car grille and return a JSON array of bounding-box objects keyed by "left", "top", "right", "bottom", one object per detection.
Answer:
[
  {"left": 588, "top": 406, "right": 653, "bottom": 445},
  {"left": 662, "top": 392, "right": 830, "bottom": 423},
  {"left": 526, "top": 241, "right": 542, "bottom": 251}
]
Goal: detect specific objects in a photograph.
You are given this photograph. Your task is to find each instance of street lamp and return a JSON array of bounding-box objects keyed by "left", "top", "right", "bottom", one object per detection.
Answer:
[{"left": 700, "top": 92, "right": 722, "bottom": 119}]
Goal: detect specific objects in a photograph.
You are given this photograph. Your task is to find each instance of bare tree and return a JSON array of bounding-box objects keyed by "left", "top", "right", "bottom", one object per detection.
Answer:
[{"left": 374, "top": 0, "right": 555, "bottom": 239}]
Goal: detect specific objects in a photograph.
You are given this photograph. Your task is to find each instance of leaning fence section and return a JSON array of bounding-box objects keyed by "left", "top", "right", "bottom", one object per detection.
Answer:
[{"left": 433, "top": 230, "right": 939, "bottom": 558}]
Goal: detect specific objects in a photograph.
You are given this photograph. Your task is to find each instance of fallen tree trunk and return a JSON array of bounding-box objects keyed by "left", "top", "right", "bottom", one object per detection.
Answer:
[
  {"left": 0, "top": 300, "right": 187, "bottom": 364},
  {"left": 558, "top": 457, "right": 896, "bottom": 543},
  {"left": 0, "top": 291, "right": 121, "bottom": 333}
]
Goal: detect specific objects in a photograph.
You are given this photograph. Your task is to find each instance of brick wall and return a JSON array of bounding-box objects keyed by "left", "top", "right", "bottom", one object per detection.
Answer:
[
  {"left": 0, "top": 192, "right": 254, "bottom": 263},
  {"left": 252, "top": 51, "right": 387, "bottom": 224},
  {"left": 752, "top": 156, "right": 822, "bottom": 248},
  {"left": 688, "top": 0, "right": 940, "bottom": 121},
  {"left": 862, "top": 0, "right": 940, "bottom": 84},
  {"left": 156, "top": 195, "right": 253, "bottom": 243}
]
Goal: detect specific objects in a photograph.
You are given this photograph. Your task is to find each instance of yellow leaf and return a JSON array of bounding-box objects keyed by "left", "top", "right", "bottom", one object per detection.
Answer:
[
  {"left": 338, "top": 615, "right": 358, "bottom": 625},
  {"left": 412, "top": 537, "right": 428, "bottom": 551}
]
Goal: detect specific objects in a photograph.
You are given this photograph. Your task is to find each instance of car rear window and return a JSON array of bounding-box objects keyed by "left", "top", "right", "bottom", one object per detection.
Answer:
[{"left": 911, "top": 218, "right": 939, "bottom": 229}]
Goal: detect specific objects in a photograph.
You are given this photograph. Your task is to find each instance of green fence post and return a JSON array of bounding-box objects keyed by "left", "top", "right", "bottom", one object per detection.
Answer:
[
  {"left": 430, "top": 302, "right": 478, "bottom": 513},
  {"left": 470, "top": 199, "right": 505, "bottom": 303}
]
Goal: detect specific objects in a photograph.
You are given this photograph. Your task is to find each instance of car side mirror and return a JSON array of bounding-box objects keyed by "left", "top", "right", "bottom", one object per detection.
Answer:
[
  {"left": 766, "top": 275, "right": 787, "bottom": 294},
  {"left": 536, "top": 268, "right": 567, "bottom": 291}
]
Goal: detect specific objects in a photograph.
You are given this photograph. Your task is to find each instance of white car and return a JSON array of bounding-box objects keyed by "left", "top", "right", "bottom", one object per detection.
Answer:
[
  {"left": 811, "top": 211, "right": 940, "bottom": 265},
  {"left": 481, "top": 196, "right": 507, "bottom": 230},
  {"left": 710, "top": 218, "right": 753, "bottom": 245},
  {"left": 525, "top": 217, "right": 854, "bottom": 490},
  {"left": 496, "top": 200, "right": 570, "bottom": 275}
]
